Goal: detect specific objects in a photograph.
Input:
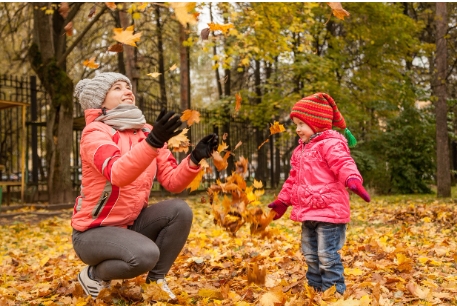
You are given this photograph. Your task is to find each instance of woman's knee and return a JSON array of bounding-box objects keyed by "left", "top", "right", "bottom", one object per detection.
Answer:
[
  {"left": 173, "top": 199, "right": 193, "bottom": 221},
  {"left": 133, "top": 242, "right": 160, "bottom": 272}
]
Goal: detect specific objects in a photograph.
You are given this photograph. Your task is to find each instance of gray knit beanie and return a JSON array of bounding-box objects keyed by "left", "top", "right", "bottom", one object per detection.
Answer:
[{"left": 74, "top": 72, "right": 132, "bottom": 110}]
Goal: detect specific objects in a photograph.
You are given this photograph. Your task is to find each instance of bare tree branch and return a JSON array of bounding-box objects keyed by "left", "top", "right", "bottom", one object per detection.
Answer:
[{"left": 57, "top": 5, "right": 108, "bottom": 68}]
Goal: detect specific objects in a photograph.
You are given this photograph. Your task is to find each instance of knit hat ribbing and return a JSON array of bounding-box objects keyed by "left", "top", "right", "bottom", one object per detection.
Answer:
[
  {"left": 74, "top": 72, "right": 132, "bottom": 111},
  {"left": 290, "top": 92, "right": 357, "bottom": 147},
  {"left": 290, "top": 92, "right": 346, "bottom": 133}
]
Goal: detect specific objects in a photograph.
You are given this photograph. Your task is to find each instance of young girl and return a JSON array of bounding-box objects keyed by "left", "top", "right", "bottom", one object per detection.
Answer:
[
  {"left": 268, "top": 92, "right": 370, "bottom": 295},
  {"left": 71, "top": 72, "right": 218, "bottom": 299}
]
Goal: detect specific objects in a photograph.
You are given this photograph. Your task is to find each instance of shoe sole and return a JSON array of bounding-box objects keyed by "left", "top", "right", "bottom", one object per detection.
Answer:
[{"left": 78, "top": 272, "right": 98, "bottom": 298}]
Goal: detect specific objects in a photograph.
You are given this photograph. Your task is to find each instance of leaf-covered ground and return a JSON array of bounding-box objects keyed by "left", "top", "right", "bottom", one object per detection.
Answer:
[{"left": 1, "top": 191, "right": 457, "bottom": 305}]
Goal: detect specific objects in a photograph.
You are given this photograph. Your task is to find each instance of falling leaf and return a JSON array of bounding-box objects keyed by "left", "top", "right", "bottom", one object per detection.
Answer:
[
  {"left": 217, "top": 141, "right": 229, "bottom": 153},
  {"left": 169, "top": 64, "right": 178, "bottom": 71},
  {"left": 167, "top": 128, "right": 190, "bottom": 153},
  {"left": 88, "top": 5, "right": 96, "bottom": 17},
  {"left": 187, "top": 169, "right": 204, "bottom": 192},
  {"left": 201, "top": 28, "right": 211, "bottom": 40},
  {"left": 257, "top": 138, "right": 269, "bottom": 150},
  {"left": 327, "top": 2, "right": 350, "bottom": 20},
  {"left": 253, "top": 179, "right": 263, "bottom": 189},
  {"left": 82, "top": 57, "right": 99, "bottom": 69},
  {"left": 64, "top": 22, "right": 73, "bottom": 36},
  {"left": 234, "top": 93, "right": 242, "bottom": 112},
  {"left": 112, "top": 25, "right": 142, "bottom": 47},
  {"left": 269, "top": 121, "right": 285, "bottom": 135},
  {"left": 208, "top": 22, "right": 234, "bottom": 34},
  {"left": 105, "top": 2, "right": 117, "bottom": 11},
  {"left": 170, "top": 2, "right": 198, "bottom": 26},
  {"left": 235, "top": 156, "right": 248, "bottom": 175},
  {"left": 247, "top": 262, "right": 266, "bottom": 285},
  {"left": 108, "top": 43, "right": 124, "bottom": 53},
  {"left": 147, "top": 72, "right": 161, "bottom": 78},
  {"left": 58, "top": 2, "right": 69, "bottom": 18},
  {"left": 212, "top": 151, "right": 230, "bottom": 171},
  {"left": 234, "top": 141, "right": 242, "bottom": 151},
  {"left": 180, "top": 109, "right": 201, "bottom": 126}
]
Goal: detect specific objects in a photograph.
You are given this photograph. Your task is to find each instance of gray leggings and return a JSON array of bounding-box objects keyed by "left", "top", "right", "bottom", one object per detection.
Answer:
[{"left": 72, "top": 199, "right": 193, "bottom": 281}]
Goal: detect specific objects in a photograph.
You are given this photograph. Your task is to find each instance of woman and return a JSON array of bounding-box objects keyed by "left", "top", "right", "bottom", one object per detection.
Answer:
[{"left": 71, "top": 72, "right": 218, "bottom": 299}]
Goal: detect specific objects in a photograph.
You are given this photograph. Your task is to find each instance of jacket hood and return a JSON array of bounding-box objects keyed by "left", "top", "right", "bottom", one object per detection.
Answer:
[{"left": 84, "top": 108, "right": 103, "bottom": 125}]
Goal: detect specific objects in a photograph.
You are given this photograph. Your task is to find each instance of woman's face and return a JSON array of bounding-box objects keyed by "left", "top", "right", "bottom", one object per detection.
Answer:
[
  {"left": 102, "top": 81, "right": 135, "bottom": 110},
  {"left": 293, "top": 117, "right": 314, "bottom": 143}
]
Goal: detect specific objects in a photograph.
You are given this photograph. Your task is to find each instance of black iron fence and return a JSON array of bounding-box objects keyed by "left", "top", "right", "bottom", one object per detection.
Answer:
[{"left": 0, "top": 74, "right": 296, "bottom": 203}]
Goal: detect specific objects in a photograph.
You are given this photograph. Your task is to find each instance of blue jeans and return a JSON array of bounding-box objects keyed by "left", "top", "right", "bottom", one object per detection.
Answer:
[{"left": 301, "top": 221, "right": 347, "bottom": 294}]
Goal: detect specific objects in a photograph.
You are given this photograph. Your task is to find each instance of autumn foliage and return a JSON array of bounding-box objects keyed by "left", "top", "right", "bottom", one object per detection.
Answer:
[{"left": 1, "top": 195, "right": 457, "bottom": 305}]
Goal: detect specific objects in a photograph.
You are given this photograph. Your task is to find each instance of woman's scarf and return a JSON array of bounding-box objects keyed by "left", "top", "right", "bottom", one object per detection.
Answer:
[{"left": 95, "top": 104, "right": 146, "bottom": 130}]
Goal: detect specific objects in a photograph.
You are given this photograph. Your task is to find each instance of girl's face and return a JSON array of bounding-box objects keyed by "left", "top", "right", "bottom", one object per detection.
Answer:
[
  {"left": 102, "top": 81, "right": 135, "bottom": 110},
  {"left": 293, "top": 117, "right": 314, "bottom": 143}
]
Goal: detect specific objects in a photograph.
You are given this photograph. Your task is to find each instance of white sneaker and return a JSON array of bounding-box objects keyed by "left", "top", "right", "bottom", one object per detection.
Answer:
[
  {"left": 146, "top": 278, "right": 177, "bottom": 300},
  {"left": 78, "top": 266, "right": 110, "bottom": 298}
]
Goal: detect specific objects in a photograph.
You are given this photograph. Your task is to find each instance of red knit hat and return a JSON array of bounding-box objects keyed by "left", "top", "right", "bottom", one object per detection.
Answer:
[
  {"left": 290, "top": 92, "right": 357, "bottom": 147},
  {"left": 290, "top": 92, "right": 346, "bottom": 132}
]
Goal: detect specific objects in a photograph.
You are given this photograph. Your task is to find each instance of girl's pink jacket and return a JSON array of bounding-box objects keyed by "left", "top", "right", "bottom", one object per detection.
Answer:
[
  {"left": 277, "top": 130, "right": 363, "bottom": 224},
  {"left": 71, "top": 109, "right": 201, "bottom": 232}
]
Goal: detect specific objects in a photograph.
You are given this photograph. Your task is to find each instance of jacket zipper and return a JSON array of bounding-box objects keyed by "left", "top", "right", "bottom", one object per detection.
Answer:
[{"left": 94, "top": 192, "right": 109, "bottom": 217}]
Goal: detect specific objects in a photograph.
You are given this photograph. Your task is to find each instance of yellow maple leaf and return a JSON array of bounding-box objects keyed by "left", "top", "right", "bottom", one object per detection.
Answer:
[
  {"left": 253, "top": 179, "right": 263, "bottom": 189},
  {"left": 327, "top": 2, "right": 350, "bottom": 20},
  {"left": 269, "top": 121, "right": 285, "bottom": 135},
  {"left": 208, "top": 22, "right": 234, "bottom": 34},
  {"left": 167, "top": 128, "right": 190, "bottom": 153},
  {"left": 181, "top": 109, "right": 201, "bottom": 126},
  {"left": 112, "top": 25, "right": 142, "bottom": 47},
  {"left": 147, "top": 72, "right": 161, "bottom": 78},
  {"left": 217, "top": 141, "right": 229, "bottom": 153},
  {"left": 187, "top": 169, "right": 204, "bottom": 192},
  {"left": 169, "top": 64, "right": 178, "bottom": 71},
  {"left": 82, "top": 57, "right": 99, "bottom": 69},
  {"left": 170, "top": 2, "right": 198, "bottom": 26}
]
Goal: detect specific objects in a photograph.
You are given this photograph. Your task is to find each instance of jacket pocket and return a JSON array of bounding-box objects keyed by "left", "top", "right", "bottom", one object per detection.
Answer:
[{"left": 299, "top": 183, "right": 340, "bottom": 209}]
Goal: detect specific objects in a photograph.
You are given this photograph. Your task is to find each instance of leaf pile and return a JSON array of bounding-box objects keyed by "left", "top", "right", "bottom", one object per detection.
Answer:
[{"left": 1, "top": 195, "right": 457, "bottom": 305}]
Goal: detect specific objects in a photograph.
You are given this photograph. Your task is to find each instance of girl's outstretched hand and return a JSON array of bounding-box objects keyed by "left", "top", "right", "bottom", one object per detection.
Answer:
[
  {"left": 268, "top": 200, "right": 289, "bottom": 220},
  {"left": 346, "top": 178, "right": 371, "bottom": 202}
]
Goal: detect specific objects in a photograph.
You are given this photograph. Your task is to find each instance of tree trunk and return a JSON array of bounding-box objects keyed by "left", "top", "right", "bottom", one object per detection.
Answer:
[
  {"left": 253, "top": 59, "right": 267, "bottom": 183},
  {"left": 155, "top": 6, "right": 167, "bottom": 109},
  {"left": 435, "top": 2, "right": 451, "bottom": 197},
  {"left": 29, "top": 3, "right": 74, "bottom": 204},
  {"left": 179, "top": 23, "right": 190, "bottom": 111}
]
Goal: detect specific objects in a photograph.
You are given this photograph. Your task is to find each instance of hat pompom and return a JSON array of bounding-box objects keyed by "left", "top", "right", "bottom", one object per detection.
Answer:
[
  {"left": 344, "top": 128, "right": 357, "bottom": 148},
  {"left": 74, "top": 79, "right": 91, "bottom": 99}
]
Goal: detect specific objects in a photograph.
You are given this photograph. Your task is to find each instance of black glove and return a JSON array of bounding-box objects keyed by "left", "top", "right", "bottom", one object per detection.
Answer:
[
  {"left": 146, "top": 109, "right": 183, "bottom": 148},
  {"left": 190, "top": 133, "right": 219, "bottom": 164}
]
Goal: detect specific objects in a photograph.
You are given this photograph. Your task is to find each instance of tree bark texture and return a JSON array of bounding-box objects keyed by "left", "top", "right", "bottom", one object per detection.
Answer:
[
  {"left": 179, "top": 23, "right": 190, "bottom": 111},
  {"left": 435, "top": 2, "right": 451, "bottom": 197},
  {"left": 155, "top": 6, "right": 167, "bottom": 109},
  {"left": 29, "top": 3, "right": 74, "bottom": 204}
]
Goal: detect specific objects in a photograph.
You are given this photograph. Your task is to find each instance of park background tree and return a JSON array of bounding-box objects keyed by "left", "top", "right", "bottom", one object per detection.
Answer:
[{"left": 0, "top": 2, "right": 456, "bottom": 201}]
